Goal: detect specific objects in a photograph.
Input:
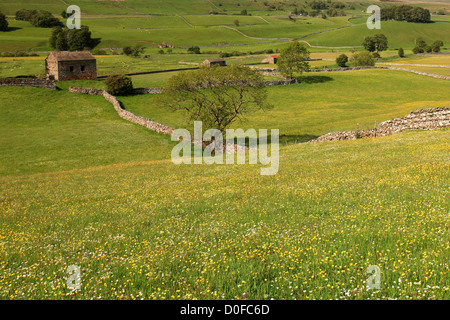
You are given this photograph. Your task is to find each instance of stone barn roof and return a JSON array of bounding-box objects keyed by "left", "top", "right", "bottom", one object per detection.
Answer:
[{"left": 48, "top": 51, "right": 96, "bottom": 62}]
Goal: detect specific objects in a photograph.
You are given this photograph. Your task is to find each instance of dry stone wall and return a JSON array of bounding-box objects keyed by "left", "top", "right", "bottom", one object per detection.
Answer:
[
  {"left": 102, "top": 91, "right": 175, "bottom": 136},
  {"left": 69, "top": 86, "right": 250, "bottom": 152},
  {"left": 0, "top": 78, "right": 56, "bottom": 89},
  {"left": 69, "top": 87, "right": 174, "bottom": 136},
  {"left": 68, "top": 87, "right": 104, "bottom": 95},
  {"left": 310, "top": 107, "right": 450, "bottom": 143},
  {"left": 69, "top": 87, "right": 163, "bottom": 95},
  {"left": 307, "top": 66, "right": 385, "bottom": 73},
  {"left": 307, "top": 66, "right": 450, "bottom": 80},
  {"left": 384, "top": 67, "right": 450, "bottom": 80}
]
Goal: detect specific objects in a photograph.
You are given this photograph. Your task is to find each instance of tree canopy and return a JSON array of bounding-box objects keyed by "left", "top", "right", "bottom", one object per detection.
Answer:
[
  {"left": 158, "top": 65, "right": 272, "bottom": 136},
  {"left": 16, "top": 9, "right": 63, "bottom": 28},
  {"left": 363, "top": 34, "right": 388, "bottom": 54},
  {"left": 50, "top": 26, "right": 95, "bottom": 51},
  {"left": 381, "top": 5, "right": 430, "bottom": 23},
  {"left": 350, "top": 51, "right": 375, "bottom": 67}
]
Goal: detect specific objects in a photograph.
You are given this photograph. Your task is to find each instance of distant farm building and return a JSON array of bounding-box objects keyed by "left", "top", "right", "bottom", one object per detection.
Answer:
[
  {"left": 45, "top": 51, "right": 97, "bottom": 81},
  {"left": 203, "top": 58, "right": 226, "bottom": 67},
  {"left": 159, "top": 42, "right": 174, "bottom": 48},
  {"left": 262, "top": 55, "right": 278, "bottom": 64}
]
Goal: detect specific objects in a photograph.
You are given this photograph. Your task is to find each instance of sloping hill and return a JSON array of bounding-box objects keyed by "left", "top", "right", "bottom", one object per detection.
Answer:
[{"left": 0, "top": 86, "right": 176, "bottom": 176}]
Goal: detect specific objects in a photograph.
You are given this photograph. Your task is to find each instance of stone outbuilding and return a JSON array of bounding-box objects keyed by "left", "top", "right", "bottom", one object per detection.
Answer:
[
  {"left": 202, "top": 58, "right": 226, "bottom": 67},
  {"left": 262, "top": 55, "right": 278, "bottom": 64},
  {"left": 45, "top": 51, "right": 97, "bottom": 81}
]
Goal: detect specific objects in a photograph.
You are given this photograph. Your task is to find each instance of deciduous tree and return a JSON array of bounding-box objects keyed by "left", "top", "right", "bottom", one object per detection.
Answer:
[
  {"left": 158, "top": 65, "right": 272, "bottom": 136},
  {"left": 277, "top": 41, "right": 310, "bottom": 79}
]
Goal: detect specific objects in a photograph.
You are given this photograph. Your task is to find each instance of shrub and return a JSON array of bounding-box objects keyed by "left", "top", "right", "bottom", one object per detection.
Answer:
[
  {"left": 123, "top": 46, "right": 133, "bottom": 56},
  {"left": 122, "top": 44, "right": 144, "bottom": 57},
  {"left": 432, "top": 40, "right": 443, "bottom": 53},
  {"left": 104, "top": 74, "right": 133, "bottom": 96},
  {"left": 15, "top": 9, "right": 37, "bottom": 21},
  {"left": 187, "top": 46, "right": 201, "bottom": 54},
  {"left": 412, "top": 46, "right": 424, "bottom": 54},
  {"left": 372, "top": 52, "right": 381, "bottom": 59},
  {"left": 350, "top": 51, "right": 375, "bottom": 66},
  {"left": 424, "top": 46, "right": 432, "bottom": 53},
  {"left": 0, "top": 12, "right": 8, "bottom": 31},
  {"left": 336, "top": 54, "right": 348, "bottom": 67},
  {"left": 398, "top": 47, "right": 405, "bottom": 57},
  {"left": 415, "top": 38, "right": 427, "bottom": 49}
]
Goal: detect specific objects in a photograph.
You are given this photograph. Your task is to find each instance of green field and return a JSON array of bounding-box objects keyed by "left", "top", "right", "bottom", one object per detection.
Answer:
[
  {"left": 1, "top": 0, "right": 449, "bottom": 51},
  {"left": 0, "top": 87, "right": 176, "bottom": 176},
  {"left": 118, "top": 69, "right": 450, "bottom": 138}
]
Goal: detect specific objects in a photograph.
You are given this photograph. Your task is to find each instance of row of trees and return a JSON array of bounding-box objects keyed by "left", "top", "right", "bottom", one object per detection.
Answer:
[
  {"left": 381, "top": 5, "right": 431, "bottom": 23},
  {"left": 16, "top": 9, "right": 63, "bottom": 28},
  {"left": 413, "top": 39, "right": 444, "bottom": 54}
]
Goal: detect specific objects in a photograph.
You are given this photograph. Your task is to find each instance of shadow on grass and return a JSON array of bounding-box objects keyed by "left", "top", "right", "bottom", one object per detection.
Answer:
[
  {"left": 228, "top": 133, "right": 320, "bottom": 147},
  {"left": 298, "top": 75, "right": 334, "bottom": 84},
  {"left": 5, "top": 27, "right": 22, "bottom": 32},
  {"left": 90, "top": 38, "right": 102, "bottom": 49}
]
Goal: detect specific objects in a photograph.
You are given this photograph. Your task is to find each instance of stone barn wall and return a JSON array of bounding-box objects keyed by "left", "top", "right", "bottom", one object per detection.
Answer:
[{"left": 58, "top": 60, "right": 97, "bottom": 81}]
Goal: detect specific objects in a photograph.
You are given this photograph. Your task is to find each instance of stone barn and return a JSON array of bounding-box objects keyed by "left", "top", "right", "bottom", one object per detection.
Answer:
[
  {"left": 45, "top": 51, "right": 97, "bottom": 81},
  {"left": 202, "top": 58, "right": 226, "bottom": 67},
  {"left": 262, "top": 55, "right": 278, "bottom": 64}
]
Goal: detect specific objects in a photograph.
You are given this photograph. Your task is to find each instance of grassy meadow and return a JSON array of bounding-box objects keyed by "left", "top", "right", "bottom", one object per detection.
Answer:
[{"left": 0, "top": 87, "right": 176, "bottom": 176}]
